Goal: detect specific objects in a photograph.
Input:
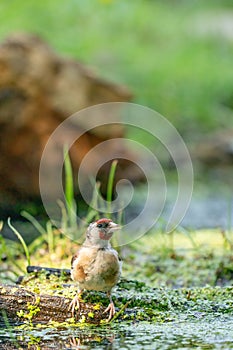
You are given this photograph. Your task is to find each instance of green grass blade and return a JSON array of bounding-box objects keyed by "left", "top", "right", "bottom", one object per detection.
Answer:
[
  {"left": 7, "top": 218, "right": 31, "bottom": 266},
  {"left": 21, "top": 210, "right": 47, "bottom": 239},
  {"left": 85, "top": 181, "right": 101, "bottom": 223},
  {"left": 46, "top": 221, "right": 54, "bottom": 255},
  {"left": 64, "top": 146, "right": 74, "bottom": 209},
  {"left": 57, "top": 199, "right": 68, "bottom": 232},
  {"left": 106, "top": 160, "right": 118, "bottom": 217},
  {"left": 63, "top": 146, "right": 77, "bottom": 227}
]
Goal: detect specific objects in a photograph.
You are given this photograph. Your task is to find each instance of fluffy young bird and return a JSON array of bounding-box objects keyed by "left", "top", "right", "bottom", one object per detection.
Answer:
[{"left": 69, "top": 218, "right": 121, "bottom": 321}]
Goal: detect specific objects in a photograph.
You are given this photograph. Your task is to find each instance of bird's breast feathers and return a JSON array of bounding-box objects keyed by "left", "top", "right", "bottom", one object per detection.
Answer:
[{"left": 71, "top": 246, "right": 121, "bottom": 291}]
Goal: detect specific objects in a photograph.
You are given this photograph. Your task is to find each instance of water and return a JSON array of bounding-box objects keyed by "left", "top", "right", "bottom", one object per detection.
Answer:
[{"left": 1, "top": 315, "right": 233, "bottom": 349}]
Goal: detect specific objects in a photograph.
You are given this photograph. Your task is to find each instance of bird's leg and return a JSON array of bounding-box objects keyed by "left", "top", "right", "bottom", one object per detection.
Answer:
[
  {"left": 104, "top": 291, "right": 115, "bottom": 322},
  {"left": 70, "top": 337, "right": 81, "bottom": 347},
  {"left": 68, "top": 289, "right": 83, "bottom": 316}
]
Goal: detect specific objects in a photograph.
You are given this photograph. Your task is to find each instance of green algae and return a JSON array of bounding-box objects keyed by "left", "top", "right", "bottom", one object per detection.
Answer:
[
  {"left": 17, "top": 297, "right": 41, "bottom": 321},
  {"left": 0, "top": 275, "right": 233, "bottom": 348},
  {"left": 11, "top": 272, "right": 233, "bottom": 326},
  {"left": 123, "top": 229, "right": 233, "bottom": 289}
]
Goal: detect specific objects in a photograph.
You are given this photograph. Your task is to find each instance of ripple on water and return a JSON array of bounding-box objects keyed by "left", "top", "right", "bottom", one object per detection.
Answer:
[{"left": 0, "top": 315, "right": 233, "bottom": 349}]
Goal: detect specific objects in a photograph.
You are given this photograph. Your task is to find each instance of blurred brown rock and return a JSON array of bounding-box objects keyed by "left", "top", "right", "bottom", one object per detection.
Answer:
[{"left": 0, "top": 33, "right": 141, "bottom": 204}]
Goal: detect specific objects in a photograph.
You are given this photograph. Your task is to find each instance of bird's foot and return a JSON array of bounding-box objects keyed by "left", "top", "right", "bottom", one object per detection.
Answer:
[
  {"left": 68, "top": 294, "right": 81, "bottom": 316},
  {"left": 104, "top": 301, "right": 115, "bottom": 322}
]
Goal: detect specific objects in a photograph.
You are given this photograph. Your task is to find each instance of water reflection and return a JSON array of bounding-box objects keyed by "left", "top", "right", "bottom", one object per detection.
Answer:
[{"left": 0, "top": 316, "right": 233, "bottom": 350}]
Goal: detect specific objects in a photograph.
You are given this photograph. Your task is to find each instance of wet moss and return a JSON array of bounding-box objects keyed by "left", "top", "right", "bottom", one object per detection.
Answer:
[{"left": 14, "top": 271, "right": 233, "bottom": 327}]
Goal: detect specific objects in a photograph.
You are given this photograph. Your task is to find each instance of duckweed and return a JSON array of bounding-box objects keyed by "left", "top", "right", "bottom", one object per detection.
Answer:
[{"left": 17, "top": 297, "right": 41, "bottom": 322}]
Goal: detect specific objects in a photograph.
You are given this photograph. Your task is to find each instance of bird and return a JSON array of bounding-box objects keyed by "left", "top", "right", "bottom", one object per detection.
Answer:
[{"left": 69, "top": 218, "right": 122, "bottom": 322}]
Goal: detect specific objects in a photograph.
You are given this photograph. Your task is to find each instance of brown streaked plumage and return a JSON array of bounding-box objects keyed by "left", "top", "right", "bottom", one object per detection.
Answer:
[{"left": 69, "top": 218, "right": 122, "bottom": 321}]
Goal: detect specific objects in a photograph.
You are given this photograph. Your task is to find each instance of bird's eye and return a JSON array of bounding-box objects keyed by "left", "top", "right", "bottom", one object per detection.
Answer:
[{"left": 97, "top": 222, "right": 109, "bottom": 228}]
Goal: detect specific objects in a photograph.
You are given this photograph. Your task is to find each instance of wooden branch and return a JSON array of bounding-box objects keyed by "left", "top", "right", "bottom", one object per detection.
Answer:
[
  {"left": 16, "top": 265, "right": 71, "bottom": 284},
  {"left": 0, "top": 284, "right": 106, "bottom": 324},
  {"left": 26, "top": 265, "right": 71, "bottom": 277}
]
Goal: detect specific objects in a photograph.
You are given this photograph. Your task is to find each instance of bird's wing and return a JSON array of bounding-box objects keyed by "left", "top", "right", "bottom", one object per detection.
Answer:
[
  {"left": 71, "top": 247, "right": 98, "bottom": 283},
  {"left": 71, "top": 249, "right": 86, "bottom": 283},
  {"left": 71, "top": 251, "right": 79, "bottom": 270}
]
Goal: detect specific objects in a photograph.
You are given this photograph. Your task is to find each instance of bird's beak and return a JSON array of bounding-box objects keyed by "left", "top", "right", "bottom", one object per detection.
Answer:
[{"left": 108, "top": 222, "right": 121, "bottom": 233}]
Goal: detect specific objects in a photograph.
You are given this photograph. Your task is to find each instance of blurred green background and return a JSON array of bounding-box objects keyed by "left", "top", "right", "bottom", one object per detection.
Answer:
[{"left": 1, "top": 0, "right": 233, "bottom": 140}]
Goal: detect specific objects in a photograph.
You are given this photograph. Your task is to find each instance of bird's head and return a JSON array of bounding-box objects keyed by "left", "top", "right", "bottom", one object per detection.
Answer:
[{"left": 85, "top": 218, "right": 120, "bottom": 247}]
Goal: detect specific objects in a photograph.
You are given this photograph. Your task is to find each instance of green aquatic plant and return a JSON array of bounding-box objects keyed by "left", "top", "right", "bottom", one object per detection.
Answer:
[
  {"left": 7, "top": 218, "right": 31, "bottom": 266},
  {"left": 84, "top": 181, "right": 101, "bottom": 224},
  {"left": 61, "top": 151, "right": 121, "bottom": 238},
  {"left": 17, "top": 297, "right": 41, "bottom": 322},
  {"left": 63, "top": 146, "right": 77, "bottom": 230},
  {"left": 106, "top": 159, "right": 118, "bottom": 217},
  {"left": 1, "top": 310, "right": 20, "bottom": 348}
]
